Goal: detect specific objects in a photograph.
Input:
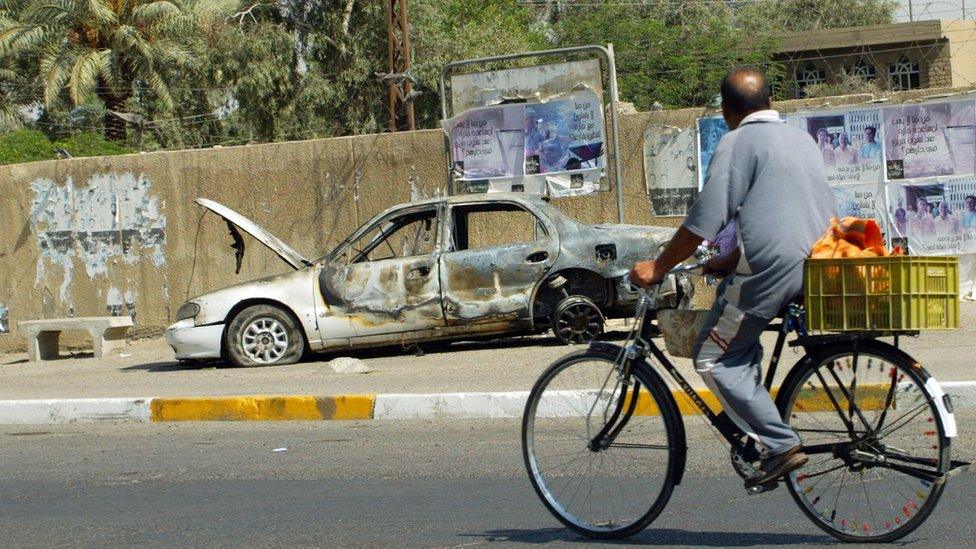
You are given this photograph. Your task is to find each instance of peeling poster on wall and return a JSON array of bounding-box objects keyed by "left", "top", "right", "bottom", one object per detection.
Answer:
[
  {"left": 644, "top": 126, "right": 698, "bottom": 217},
  {"left": 29, "top": 173, "right": 166, "bottom": 305}
]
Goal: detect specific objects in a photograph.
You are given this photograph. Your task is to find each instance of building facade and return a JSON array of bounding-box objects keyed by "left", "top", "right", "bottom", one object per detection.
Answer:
[{"left": 775, "top": 19, "right": 976, "bottom": 98}]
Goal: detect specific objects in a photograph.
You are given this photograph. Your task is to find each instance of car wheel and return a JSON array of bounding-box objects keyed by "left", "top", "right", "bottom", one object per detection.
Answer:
[
  {"left": 551, "top": 296, "right": 605, "bottom": 345},
  {"left": 225, "top": 304, "right": 305, "bottom": 367}
]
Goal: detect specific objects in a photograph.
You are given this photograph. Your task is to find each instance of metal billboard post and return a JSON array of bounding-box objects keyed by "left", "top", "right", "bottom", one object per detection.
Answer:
[{"left": 439, "top": 44, "right": 625, "bottom": 223}]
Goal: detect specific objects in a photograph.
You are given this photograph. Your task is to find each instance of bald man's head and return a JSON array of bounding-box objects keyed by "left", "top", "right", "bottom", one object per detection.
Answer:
[{"left": 720, "top": 66, "right": 771, "bottom": 117}]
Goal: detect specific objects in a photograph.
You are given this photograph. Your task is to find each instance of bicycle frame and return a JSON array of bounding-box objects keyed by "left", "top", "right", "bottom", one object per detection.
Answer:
[{"left": 618, "top": 293, "right": 796, "bottom": 454}]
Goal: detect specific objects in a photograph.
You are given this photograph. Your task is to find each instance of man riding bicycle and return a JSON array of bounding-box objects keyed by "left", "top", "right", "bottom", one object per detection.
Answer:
[{"left": 630, "top": 66, "right": 837, "bottom": 486}]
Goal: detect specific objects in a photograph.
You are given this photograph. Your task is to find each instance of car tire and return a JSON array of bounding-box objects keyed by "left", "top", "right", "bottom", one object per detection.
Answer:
[
  {"left": 225, "top": 304, "right": 305, "bottom": 367},
  {"left": 551, "top": 295, "right": 605, "bottom": 345}
]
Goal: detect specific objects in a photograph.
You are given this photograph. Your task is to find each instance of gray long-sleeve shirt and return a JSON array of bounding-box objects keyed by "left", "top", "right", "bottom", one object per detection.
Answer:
[{"left": 684, "top": 111, "right": 837, "bottom": 319}]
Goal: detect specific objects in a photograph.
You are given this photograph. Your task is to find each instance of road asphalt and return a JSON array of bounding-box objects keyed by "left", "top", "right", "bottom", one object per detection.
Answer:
[
  {"left": 1, "top": 302, "right": 975, "bottom": 400},
  {"left": 1, "top": 411, "right": 974, "bottom": 547}
]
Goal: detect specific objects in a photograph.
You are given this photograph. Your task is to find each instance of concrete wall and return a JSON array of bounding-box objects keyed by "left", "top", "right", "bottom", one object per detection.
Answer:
[{"left": 0, "top": 86, "right": 971, "bottom": 352}]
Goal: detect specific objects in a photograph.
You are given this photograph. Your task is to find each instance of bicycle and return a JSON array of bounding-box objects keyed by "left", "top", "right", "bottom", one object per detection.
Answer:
[{"left": 521, "top": 260, "right": 970, "bottom": 542}]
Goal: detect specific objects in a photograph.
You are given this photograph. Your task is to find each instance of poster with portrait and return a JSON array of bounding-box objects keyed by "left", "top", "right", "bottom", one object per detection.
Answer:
[
  {"left": 787, "top": 108, "right": 884, "bottom": 184},
  {"left": 696, "top": 116, "right": 728, "bottom": 190},
  {"left": 523, "top": 89, "right": 605, "bottom": 176},
  {"left": 445, "top": 89, "right": 605, "bottom": 195},
  {"left": 644, "top": 125, "right": 698, "bottom": 216},
  {"left": 886, "top": 177, "right": 976, "bottom": 255},
  {"left": 883, "top": 100, "right": 976, "bottom": 180}
]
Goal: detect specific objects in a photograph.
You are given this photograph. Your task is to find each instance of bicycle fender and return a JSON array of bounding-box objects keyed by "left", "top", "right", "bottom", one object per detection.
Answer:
[
  {"left": 924, "top": 377, "right": 957, "bottom": 438},
  {"left": 777, "top": 340, "right": 957, "bottom": 438}
]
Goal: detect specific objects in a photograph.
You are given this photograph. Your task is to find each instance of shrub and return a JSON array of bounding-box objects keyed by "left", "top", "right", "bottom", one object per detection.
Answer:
[
  {"left": 53, "top": 133, "right": 134, "bottom": 158},
  {"left": 0, "top": 129, "right": 56, "bottom": 165},
  {"left": 0, "top": 130, "right": 135, "bottom": 165}
]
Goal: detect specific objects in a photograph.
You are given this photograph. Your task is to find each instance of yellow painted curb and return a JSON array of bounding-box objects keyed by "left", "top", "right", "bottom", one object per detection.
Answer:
[
  {"left": 627, "top": 385, "right": 888, "bottom": 416},
  {"left": 150, "top": 395, "right": 375, "bottom": 422}
]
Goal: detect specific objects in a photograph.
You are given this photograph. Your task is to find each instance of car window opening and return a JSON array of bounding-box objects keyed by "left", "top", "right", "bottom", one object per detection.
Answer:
[
  {"left": 451, "top": 203, "right": 548, "bottom": 252},
  {"left": 347, "top": 208, "right": 438, "bottom": 264}
]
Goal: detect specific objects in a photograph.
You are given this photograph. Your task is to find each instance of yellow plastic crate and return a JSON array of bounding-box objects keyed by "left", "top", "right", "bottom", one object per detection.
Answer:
[{"left": 805, "top": 256, "right": 959, "bottom": 332}]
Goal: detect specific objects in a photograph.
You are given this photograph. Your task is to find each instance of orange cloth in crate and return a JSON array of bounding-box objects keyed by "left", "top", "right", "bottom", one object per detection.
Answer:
[
  {"left": 811, "top": 217, "right": 902, "bottom": 258},
  {"left": 810, "top": 217, "right": 901, "bottom": 293}
]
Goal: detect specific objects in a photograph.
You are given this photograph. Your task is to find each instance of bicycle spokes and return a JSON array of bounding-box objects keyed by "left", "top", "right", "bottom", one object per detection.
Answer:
[{"left": 784, "top": 350, "right": 948, "bottom": 540}]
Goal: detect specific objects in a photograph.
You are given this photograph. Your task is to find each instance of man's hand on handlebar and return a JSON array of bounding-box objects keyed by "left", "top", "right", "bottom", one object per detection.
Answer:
[{"left": 629, "top": 260, "right": 667, "bottom": 289}]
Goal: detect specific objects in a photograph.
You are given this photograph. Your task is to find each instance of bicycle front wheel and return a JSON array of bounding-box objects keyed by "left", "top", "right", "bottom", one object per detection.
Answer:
[
  {"left": 522, "top": 347, "right": 683, "bottom": 539},
  {"left": 778, "top": 340, "right": 951, "bottom": 543}
]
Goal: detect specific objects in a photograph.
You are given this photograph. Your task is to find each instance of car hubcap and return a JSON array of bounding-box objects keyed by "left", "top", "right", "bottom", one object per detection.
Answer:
[
  {"left": 555, "top": 302, "right": 603, "bottom": 344},
  {"left": 242, "top": 318, "right": 288, "bottom": 364}
]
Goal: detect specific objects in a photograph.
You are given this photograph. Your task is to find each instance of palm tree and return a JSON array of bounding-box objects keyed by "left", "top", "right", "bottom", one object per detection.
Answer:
[{"left": 0, "top": 0, "right": 221, "bottom": 140}]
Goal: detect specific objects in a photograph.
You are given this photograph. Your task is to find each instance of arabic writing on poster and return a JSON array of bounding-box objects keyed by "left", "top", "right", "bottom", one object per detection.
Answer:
[
  {"left": 445, "top": 89, "right": 605, "bottom": 183},
  {"left": 447, "top": 104, "right": 525, "bottom": 180},
  {"left": 833, "top": 182, "right": 887, "bottom": 239},
  {"left": 883, "top": 101, "right": 976, "bottom": 179},
  {"left": 887, "top": 177, "right": 976, "bottom": 254},
  {"left": 524, "top": 90, "right": 605, "bottom": 175},
  {"left": 787, "top": 108, "right": 883, "bottom": 185}
]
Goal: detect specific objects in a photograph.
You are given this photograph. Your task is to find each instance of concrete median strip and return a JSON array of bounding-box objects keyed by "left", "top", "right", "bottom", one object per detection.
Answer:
[{"left": 0, "top": 381, "right": 973, "bottom": 424}]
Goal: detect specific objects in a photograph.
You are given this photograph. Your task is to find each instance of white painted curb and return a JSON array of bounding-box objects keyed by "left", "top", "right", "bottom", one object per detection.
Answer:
[
  {"left": 374, "top": 391, "right": 531, "bottom": 420},
  {"left": 0, "top": 398, "right": 150, "bottom": 424}
]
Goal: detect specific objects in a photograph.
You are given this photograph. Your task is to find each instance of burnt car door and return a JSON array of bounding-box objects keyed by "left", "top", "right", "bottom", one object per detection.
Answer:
[
  {"left": 438, "top": 200, "right": 558, "bottom": 329},
  {"left": 319, "top": 204, "right": 445, "bottom": 337}
]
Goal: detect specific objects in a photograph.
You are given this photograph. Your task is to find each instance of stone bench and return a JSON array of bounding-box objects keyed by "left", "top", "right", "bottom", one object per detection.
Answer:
[{"left": 18, "top": 317, "right": 133, "bottom": 362}]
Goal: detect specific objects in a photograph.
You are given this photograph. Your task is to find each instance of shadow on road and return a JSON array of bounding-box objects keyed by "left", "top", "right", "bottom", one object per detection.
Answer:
[
  {"left": 313, "top": 329, "right": 631, "bottom": 362},
  {"left": 466, "top": 527, "right": 832, "bottom": 546},
  {"left": 118, "top": 329, "right": 632, "bottom": 371},
  {"left": 120, "top": 361, "right": 216, "bottom": 372}
]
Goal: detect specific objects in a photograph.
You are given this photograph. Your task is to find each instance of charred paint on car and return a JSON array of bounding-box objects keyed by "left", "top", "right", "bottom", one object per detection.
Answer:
[{"left": 167, "top": 194, "right": 685, "bottom": 365}]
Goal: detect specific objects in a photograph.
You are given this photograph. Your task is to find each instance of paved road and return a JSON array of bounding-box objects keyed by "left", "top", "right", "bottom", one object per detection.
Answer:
[{"left": 2, "top": 413, "right": 975, "bottom": 547}]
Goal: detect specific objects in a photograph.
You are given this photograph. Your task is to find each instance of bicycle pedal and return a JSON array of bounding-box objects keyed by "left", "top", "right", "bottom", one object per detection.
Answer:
[{"left": 745, "top": 480, "right": 779, "bottom": 495}]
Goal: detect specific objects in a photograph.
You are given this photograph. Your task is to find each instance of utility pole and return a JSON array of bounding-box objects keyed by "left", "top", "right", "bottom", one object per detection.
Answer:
[
  {"left": 908, "top": 0, "right": 913, "bottom": 21},
  {"left": 386, "top": 0, "right": 415, "bottom": 131}
]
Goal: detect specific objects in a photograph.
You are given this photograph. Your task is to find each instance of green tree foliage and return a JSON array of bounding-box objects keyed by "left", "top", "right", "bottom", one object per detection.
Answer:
[
  {"left": 735, "top": 0, "right": 898, "bottom": 33},
  {"left": 0, "top": 0, "right": 905, "bottom": 161},
  {"left": 0, "top": 129, "right": 53, "bottom": 163},
  {"left": 0, "top": 128, "right": 133, "bottom": 164},
  {"left": 409, "top": 2, "right": 547, "bottom": 128},
  {"left": 0, "top": 0, "right": 227, "bottom": 140},
  {"left": 549, "top": 2, "right": 781, "bottom": 109}
]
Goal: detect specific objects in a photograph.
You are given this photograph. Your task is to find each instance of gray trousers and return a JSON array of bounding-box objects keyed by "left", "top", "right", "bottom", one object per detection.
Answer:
[{"left": 692, "top": 296, "right": 800, "bottom": 456}]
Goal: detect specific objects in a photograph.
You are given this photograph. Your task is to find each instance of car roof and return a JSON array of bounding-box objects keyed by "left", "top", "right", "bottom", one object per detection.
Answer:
[{"left": 406, "top": 192, "right": 550, "bottom": 208}]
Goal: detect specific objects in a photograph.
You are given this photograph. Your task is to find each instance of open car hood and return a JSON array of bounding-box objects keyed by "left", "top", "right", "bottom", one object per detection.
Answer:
[{"left": 196, "top": 198, "right": 310, "bottom": 271}]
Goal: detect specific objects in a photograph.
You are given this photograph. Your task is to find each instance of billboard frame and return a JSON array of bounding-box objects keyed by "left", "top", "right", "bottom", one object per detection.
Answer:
[{"left": 439, "top": 44, "right": 624, "bottom": 223}]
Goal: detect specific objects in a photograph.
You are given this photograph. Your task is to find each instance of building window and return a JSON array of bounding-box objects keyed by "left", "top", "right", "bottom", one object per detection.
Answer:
[
  {"left": 795, "top": 62, "right": 826, "bottom": 97},
  {"left": 846, "top": 58, "right": 877, "bottom": 81},
  {"left": 888, "top": 57, "right": 920, "bottom": 90}
]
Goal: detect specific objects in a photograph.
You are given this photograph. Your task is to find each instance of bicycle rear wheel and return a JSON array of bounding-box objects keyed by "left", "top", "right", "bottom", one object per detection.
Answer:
[
  {"left": 522, "top": 347, "right": 683, "bottom": 539},
  {"left": 778, "top": 341, "right": 951, "bottom": 543}
]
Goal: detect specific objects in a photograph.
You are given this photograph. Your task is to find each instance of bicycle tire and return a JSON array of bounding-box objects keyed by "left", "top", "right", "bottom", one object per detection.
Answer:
[
  {"left": 776, "top": 340, "right": 951, "bottom": 543},
  {"left": 522, "top": 345, "right": 685, "bottom": 539}
]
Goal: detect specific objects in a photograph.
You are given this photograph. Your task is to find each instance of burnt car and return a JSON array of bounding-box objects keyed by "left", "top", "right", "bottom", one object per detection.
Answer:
[{"left": 166, "top": 193, "right": 690, "bottom": 366}]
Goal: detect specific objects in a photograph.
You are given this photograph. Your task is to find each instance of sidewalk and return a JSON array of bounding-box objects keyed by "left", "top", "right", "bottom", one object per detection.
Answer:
[{"left": 0, "top": 303, "right": 973, "bottom": 423}]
